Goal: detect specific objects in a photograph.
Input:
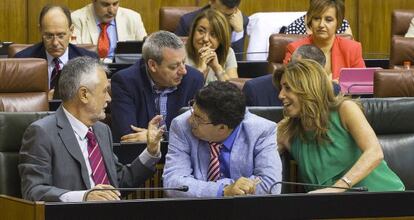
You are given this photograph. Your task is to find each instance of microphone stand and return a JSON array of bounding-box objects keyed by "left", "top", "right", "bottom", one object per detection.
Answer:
[{"left": 268, "top": 181, "right": 368, "bottom": 194}]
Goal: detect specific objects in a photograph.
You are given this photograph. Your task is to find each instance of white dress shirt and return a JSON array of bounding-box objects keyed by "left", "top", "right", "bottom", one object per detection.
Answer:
[
  {"left": 59, "top": 107, "right": 160, "bottom": 202},
  {"left": 46, "top": 49, "right": 69, "bottom": 89}
]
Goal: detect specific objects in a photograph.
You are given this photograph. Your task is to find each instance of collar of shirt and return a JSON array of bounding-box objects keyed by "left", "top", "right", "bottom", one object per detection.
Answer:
[
  {"left": 62, "top": 106, "right": 89, "bottom": 140},
  {"left": 221, "top": 123, "right": 241, "bottom": 151},
  {"left": 46, "top": 47, "right": 69, "bottom": 69},
  {"left": 95, "top": 18, "right": 116, "bottom": 28},
  {"left": 145, "top": 66, "right": 177, "bottom": 94},
  {"left": 95, "top": 19, "right": 117, "bottom": 59}
]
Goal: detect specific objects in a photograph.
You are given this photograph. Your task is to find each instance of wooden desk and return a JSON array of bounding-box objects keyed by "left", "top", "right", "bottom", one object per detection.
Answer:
[{"left": 2, "top": 191, "right": 414, "bottom": 220}]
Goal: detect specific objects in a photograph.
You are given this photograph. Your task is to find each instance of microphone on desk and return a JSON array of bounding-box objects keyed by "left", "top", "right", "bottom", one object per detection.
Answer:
[
  {"left": 234, "top": 51, "right": 269, "bottom": 55},
  {"left": 84, "top": 185, "right": 189, "bottom": 199},
  {"left": 268, "top": 181, "right": 368, "bottom": 194}
]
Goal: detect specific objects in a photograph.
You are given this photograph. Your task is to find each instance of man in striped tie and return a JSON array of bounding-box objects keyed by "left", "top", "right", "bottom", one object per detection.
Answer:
[
  {"left": 163, "top": 81, "right": 283, "bottom": 197},
  {"left": 19, "top": 57, "right": 164, "bottom": 202}
]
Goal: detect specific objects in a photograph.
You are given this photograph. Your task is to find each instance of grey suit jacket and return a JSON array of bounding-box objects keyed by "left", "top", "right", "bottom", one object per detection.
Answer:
[
  {"left": 163, "top": 110, "right": 282, "bottom": 197},
  {"left": 18, "top": 107, "right": 153, "bottom": 201}
]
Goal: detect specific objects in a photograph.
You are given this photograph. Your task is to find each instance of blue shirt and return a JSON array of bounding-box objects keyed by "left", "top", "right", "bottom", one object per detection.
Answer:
[
  {"left": 147, "top": 68, "right": 177, "bottom": 133},
  {"left": 216, "top": 124, "right": 241, "bottom": 196},
  {"left": 96, "top": 19, "right": 117, "bottom": 59}
]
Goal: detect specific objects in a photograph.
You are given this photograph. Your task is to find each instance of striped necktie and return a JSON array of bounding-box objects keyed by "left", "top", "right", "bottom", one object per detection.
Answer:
[
  {"left": 86, "top": 128, "right": 110, "bottom": 185},
  {"left": 207, "top": 142, "right": 222, "bottom": 181},
  {"left": 50, "top": 58, "right": 60, "bottom": 89}
]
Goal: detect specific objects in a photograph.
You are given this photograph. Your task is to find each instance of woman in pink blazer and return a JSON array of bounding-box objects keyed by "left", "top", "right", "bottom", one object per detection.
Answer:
[{"left": 283, "top": 0, "right": 365, "bottom": 81}]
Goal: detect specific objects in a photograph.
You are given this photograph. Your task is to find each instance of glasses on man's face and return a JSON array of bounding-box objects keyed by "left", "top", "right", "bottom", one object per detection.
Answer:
[
  {"left": 42, "top": 33, "right": 68, "bottom": 42},
  {"left": 188, "top": 100, "right": 213, "bottom": 127}
]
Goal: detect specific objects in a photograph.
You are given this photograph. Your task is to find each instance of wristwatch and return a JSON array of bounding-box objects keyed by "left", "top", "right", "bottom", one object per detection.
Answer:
[{"left": 341, "top": 176, "right": 352, "bottom": 188}]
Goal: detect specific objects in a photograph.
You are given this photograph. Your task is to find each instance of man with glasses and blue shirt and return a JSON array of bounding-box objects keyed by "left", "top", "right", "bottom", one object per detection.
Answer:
[
  {"left": 14, "top": 4, "right": 98, "bottom": 99},
  {"left": 163, "top": 81, "right": 282, "bottom": 197},
  {"left": 110, "top": 31, "right": 204, "bottom": 143}
]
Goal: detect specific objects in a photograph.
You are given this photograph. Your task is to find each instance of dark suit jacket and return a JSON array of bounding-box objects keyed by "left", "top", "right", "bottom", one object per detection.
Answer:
[
  {"left": 110, "top": 59, "right": 204, "bottom": 142},
  {"left": 243, "top": 75, "right": 282, "bottom": 106},
  {"left": 174, "top": 5, "right": 249, "bottom": 60},
  {"left": 14, "top": 42, "right": 98, "bottom": 98},
  {"left": 242, "top": 75, "right": 341, "bottom": 106},
  {"left": 14, "top": 42, "right": 98, "bottom": 59},
  {"left": 18, "top": 107, "right": 153, "bottom": 201}
]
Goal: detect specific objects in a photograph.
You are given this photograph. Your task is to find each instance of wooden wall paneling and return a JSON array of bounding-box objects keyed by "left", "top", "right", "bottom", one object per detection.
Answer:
[
  {"left": 0, "top": 0, "right": 28, "bottom": 43},
  {"left": 358, "top": 0, "right": 414, "bottom": 59},
  {"left": 120, "top": 0, "right": 198, "bottom": 34},
  {"left": 240, "top": 0, "right": 309, "bottom": 15},
  {"left": 344, "top": 0, "right": 358, "bottom": 40},
  {"left": 121, "top": 0, "right": 162, "bottom": 35},
  {"left": 68, "top": 0, "right": 91, "bottom": 11}
]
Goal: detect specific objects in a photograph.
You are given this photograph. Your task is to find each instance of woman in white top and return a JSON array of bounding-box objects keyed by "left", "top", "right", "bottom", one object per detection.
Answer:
[{"left": 186, "top": 9, "right": 238, "bottom": 85}]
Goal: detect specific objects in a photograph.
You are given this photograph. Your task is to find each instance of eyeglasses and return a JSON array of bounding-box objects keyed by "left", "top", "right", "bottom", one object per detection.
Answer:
[
  {"left": 188, "top": 100, "right": 213, "bottom": 127},
  {"left": 42, "top": 33, "right": 68, "bottom": 42}
]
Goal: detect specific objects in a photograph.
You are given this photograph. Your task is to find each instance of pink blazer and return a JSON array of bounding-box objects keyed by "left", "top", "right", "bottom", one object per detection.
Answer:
[{"left": 283, "top": 35, "right": 365, "bottom": 80}]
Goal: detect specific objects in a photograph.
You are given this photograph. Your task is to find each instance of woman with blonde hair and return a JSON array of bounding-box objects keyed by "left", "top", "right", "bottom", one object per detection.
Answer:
[
  {"left": 275, "top": 59, "right": 404, "bottom": 193},
  {"left": 186, "top": 9, "right": 238, "bottom": 84}
]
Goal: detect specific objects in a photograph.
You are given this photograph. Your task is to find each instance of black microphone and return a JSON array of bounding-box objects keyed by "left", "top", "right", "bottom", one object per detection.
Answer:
[
  {"left": 268, "top": 181, "right": 368, "bottom": 194},
  {"left": 84, "top": 186, "right": 189, "bottom": 199},
  {"left": 234, "top": 51, "right": 269, "bottom": 55}
]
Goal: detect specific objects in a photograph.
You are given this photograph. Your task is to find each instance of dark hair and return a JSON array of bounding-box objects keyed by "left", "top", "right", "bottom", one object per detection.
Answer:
[
  {"left": 292, "top": 44, "right": 326, "bottom": 67},
  {"left": 220, "top": 0, "right": 241, "bottom": 8},
  {"left": 195, "top": 81, "right": 245, "bottom": 128},
  {"left": 39, "top": 4, "right": 72, "bottom": 28},
  {"left": 306, "top": 0, "right": 344, "bottom": 31}
]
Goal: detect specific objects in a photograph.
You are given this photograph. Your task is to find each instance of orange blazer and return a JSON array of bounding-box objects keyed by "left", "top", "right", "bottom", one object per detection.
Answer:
[{"left": 283, "top": 35, "right": 365, "bottom": 80}]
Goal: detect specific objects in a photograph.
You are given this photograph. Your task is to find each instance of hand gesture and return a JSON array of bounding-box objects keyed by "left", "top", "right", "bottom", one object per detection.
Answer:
[
  {"left": 146, "top": 115, "right": 164, "bottom": 156},
  {"left": 228, "top": 9, "right": 243, "bottom": 33},
  {"left": 120, "top": 125, "right": 147, "bottom": 143},
  {"left": 84, "top": 184, "right": 120, "bottom": 201}
]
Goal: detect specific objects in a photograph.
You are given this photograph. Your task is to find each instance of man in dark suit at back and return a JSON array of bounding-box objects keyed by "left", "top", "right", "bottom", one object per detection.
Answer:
[
  {"left": 111, "top": 31, "right": 204, "bottom": 143},
  {"left": 243, "top": 44, "right": 341, "bottom": 106},
  {"left": 14, "top": 4, "right": 97, "bottom": 99},
  {"left": 175, "top": 0, "right": 248, "bottom": 60}
]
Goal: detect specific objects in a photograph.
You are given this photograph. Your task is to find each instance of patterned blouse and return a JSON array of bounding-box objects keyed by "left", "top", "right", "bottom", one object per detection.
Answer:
[{"left": 285, "top": 15, "right": 350, "bottom": 34}]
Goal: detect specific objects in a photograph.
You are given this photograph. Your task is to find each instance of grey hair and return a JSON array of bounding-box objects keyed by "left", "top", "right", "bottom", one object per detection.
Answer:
[
  {"left": 58, "top": 56, "right": 108, "bottom": 101},
  {"left": 292, "top": 44, "right": 327, "bottom": 67},
  {"left": 142, "top": 30, "right": 184, "bottom": 64}
]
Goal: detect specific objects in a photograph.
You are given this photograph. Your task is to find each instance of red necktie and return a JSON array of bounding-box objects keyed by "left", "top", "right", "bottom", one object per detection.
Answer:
[
  {"left": 207, "top": 142, "right": 222, "bottom": 181},
  {"left": 86, "top": 128, "right": 110, "bottom": 185},
  {"left": 98, "top": 23, "right": 110, "bottom": 58},
  {"left": 50, "top": 58, "right": 60, "bottom": 89}
]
